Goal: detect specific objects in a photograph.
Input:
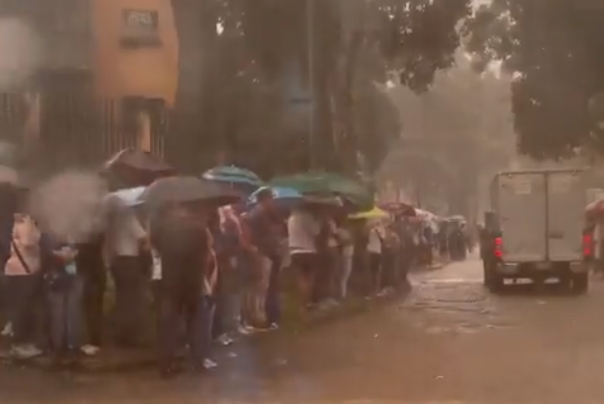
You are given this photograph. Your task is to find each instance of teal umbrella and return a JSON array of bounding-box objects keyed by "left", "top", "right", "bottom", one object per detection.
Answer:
[
  {"left": 202, "top": 165, "right": 264, "bottom": 187},
  {"left": 269, "top": 172, "right": 373, "bottom": 209}
]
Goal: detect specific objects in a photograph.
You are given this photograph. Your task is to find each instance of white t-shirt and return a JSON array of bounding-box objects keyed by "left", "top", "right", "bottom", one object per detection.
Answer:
[
  {"left": 151, "top": 249, "right": 162, "bottom": 280},
  {"left": 327, "top": 220, "right": 339, "bottom": 248},
  {"left": 288, "top": 210, "right": 320, "bottom": 254},
  {"left": 106, "top": 200, "right": 147, "bottom": 258},
  {"left": 338, "top": 227, "right": 354, "bottom": 257},
  {"left": 367, "top": 226, "right": 384, "bottom": 254}
]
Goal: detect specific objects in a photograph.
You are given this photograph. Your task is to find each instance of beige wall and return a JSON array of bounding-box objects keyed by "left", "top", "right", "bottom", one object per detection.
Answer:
[{"left": 91, "top": 0, "right": 178, "bottom": 106}]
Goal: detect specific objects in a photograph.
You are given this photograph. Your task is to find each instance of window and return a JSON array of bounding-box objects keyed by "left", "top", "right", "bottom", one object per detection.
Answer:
[{"left": 121, "top": 9, "right": 162, "bottom": 48}]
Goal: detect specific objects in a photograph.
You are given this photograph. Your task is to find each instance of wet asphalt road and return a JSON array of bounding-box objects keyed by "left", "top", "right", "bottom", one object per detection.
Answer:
[{"left": 3, "top": 256, "right": 604, "bottom": 404}]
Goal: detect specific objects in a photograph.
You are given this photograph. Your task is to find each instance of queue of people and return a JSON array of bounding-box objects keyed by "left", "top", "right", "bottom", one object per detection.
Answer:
[{"left": 0, "top": 182, "right": 426, "bottom": 378}]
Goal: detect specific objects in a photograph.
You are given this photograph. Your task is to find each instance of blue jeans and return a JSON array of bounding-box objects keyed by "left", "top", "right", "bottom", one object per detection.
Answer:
[
  {"left": 265, "top": 255, "right": 281, "bottom": 325},
  {"left": 158, "top": 294, "right": 215, "bottom": 369},
  {"left": 5, "top": 274, "right": 43, "bottom": 344},
  {"left": 110, "top": 256, "right": 146, "bottom": 346},
  {"left": 213, "top": 255, "right": 241, "bottom": 337},
  {"left": 48, "top": 275, "right": 83, "bottom": 352}
]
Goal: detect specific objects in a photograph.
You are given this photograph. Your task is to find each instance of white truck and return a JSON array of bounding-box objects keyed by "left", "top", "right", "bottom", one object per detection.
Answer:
[{"left": 484, "top": 169, "right": 589, "bottom": 293}]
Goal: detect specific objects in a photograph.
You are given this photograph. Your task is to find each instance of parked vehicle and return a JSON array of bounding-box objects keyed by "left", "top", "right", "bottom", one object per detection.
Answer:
[{"left": 484, "top": 169, "right": 589, "bottom": 293}]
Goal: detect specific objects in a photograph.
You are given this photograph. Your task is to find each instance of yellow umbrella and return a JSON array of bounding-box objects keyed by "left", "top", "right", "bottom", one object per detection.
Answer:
[{"left": 349, "top": 206, "right": 389, "bottom": 220}]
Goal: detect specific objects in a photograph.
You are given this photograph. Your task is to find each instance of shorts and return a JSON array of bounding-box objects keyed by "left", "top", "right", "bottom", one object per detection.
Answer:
[{"left": 291, "top": 252, "right": 317, "bottom": 278}]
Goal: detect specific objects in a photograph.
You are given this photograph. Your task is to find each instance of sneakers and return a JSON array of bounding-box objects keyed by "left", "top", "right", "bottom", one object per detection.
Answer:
[
  {"left": 10, "top": 344, "right": 42, "bottom": 359},
  {"left": 203, "top": 358, "right": 218, "bottom": 369},
  {"left": 215, "top": 334, "right": 234, "bottom": 346},
  {"left": 1, "top": 322, "right": 12, "bottom": 337},
  {"left": 81, "top": 345, "right": 100, "bottom": 356},
  {"left": 238, "top": 324, "right": 261, "bottom": 335}
]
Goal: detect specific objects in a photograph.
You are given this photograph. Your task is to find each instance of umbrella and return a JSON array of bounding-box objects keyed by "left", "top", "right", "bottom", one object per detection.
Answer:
[
  {"left": 109, "top": 186, "right": 146, "bottom": 207},
  {"left": 303, "top": 194, "right": 345, "bottom": 208},
  {"left": 270, "top": 172, "right": 372, "bottom": 208},
  {"left": 379, "top": 201, "right": 416, "bottom": 216},
  {"left": 349, "top": 207, "right": 389, "bottom": 220},
  {"left": 102, "top": 148, "right": 175, "bottom": 188},
  {"left": 415, "top": 208, "right": 437, "bottom": 221},
  {"left": 248, "top": 186, "right": 302, "bottom": 206},
  {"left": 138, "top": 176, "right": 241, "bottom": 210},
  {"left": 203, "top": 165, "right": 264, "bottom": 187},
  {"left": 104, "top": 148, "right": 174, "bottom": 173},
  {"left": 586, "top": 199, "right": 604, "bottom": 219}
]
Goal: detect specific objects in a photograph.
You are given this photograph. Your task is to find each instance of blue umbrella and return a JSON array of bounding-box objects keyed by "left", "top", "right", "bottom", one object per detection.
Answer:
[
  {"left": 248, "top": 186, "right": 302, "bottom": 208},
  {"left": 202, "top": 165, "right": 264, "bottom": 187}
]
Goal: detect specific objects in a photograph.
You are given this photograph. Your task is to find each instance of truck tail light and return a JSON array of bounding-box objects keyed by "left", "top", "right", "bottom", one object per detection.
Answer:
[
  {"left": 583, "top": 232, "right": 594, "bottom": 258},
  {"left": 494, "top": 236, "right": 503, "bottom": 258}
]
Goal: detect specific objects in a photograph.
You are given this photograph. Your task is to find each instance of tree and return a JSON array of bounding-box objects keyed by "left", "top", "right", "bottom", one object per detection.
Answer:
[
  {"left": 378, "top": 54, "right": 515, "bottom": 215},
  {"left": 168, "top": 0, "right": 473, "bottom": 176},
  {"left": 463, "top": 0, "right": 604, "bottom": 159}
]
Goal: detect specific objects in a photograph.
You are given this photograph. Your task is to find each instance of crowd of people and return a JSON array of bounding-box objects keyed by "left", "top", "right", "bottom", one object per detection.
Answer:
[{"left": 0, "top": 158, "right": 470, "bottom": 379}]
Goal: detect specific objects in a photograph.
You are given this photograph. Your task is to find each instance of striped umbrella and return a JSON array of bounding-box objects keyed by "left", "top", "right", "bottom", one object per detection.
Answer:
[
  {"left": 202, "top": 165, "right": 264, "bottom": 187},
  {"left": 247, "top": 186, "right": 302, "bottom": 209}
]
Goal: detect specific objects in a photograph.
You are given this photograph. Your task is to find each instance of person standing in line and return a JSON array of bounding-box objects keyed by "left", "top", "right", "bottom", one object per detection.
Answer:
[
  {"left": 245, "top": 188, "right": 282, "bottom": 329},
  {"left": 312, "top": 212, "right": 340, "bottom": 308},
  {"left": 336, "top": 218, "right": 354, "bottom": 300},
  {"left": 380, "top": 224, "right": 400, "bottom": 294},
  {"left": 0, "top": 184, "right": 19, "bottom": 335},
  {"left": 393, "top": 215, "right": 412, "bottom": 289},
  {"left": 151, "top": 202, "right": 216, "bottom": 378},
  {"left": 288, "top": 207, "right": 320, "bottom": 310},
  {"left": 104, "top": 196, "right": 148, "bottom": 348},
  {"left": 76, "top": 231, "right": 105, "bottom": 356},
  {"left": 366, "top": 220, "right": 385, "bottom": 297},
  {"left": 209, "top": 206, "right": 241, "bottom": 346},
  {"left": 46, "top": 241, "right": 85, "bottom": 367},
  {"left": 4, "top": 212, "right": 44, "bottom": 359}
]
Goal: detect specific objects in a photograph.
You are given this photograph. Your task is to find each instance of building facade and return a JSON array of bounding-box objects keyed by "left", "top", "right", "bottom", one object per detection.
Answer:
[{"left": 0, "top": 0, "right": 179, "bottom": 172}]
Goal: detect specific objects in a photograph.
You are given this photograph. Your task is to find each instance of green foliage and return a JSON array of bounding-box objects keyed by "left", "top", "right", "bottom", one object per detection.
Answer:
[
  {"left": 463, "top": 0, "right": 604, "bottom": 159},
  {"left": 379, "top": 54, "right": 514, "bottom": 215},
  {"left": 169, "top": 0, "right": 473, "bottom": 176}
]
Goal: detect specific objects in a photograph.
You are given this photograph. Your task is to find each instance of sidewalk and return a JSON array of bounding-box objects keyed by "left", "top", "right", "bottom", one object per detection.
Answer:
[{"left": 0, "top": 287, "right": 411, "bottom": 373}]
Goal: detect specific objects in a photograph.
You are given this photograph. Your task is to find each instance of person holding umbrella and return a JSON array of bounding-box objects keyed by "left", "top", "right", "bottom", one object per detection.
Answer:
[
  {"left": 140, "top": 176, "right": 240, "bottom": 377},
  {"left": 243, "top": 187, "right": 283, "bottom": 329},
  {"left": 288, "top": 205, "right": 321, "bottom": 309},
  {"left": 103, "top": 193, "right": 149, "bottom": 348},
  {"left": 150, "top": 201, "right": 216, "bottom": 377}
]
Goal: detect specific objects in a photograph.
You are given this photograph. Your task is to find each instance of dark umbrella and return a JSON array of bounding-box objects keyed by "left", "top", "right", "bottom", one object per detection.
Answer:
[
  {"left": 138, "top": 176, "right": 241, "bottom": 210},
  {"left": 102, "top": 148, "right": 175, "bottom": 188}
]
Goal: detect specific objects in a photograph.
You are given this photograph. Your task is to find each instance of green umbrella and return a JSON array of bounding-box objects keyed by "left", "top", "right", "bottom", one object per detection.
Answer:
[{"left": 269, "top": 172, "right": 373, "bottom": 209}]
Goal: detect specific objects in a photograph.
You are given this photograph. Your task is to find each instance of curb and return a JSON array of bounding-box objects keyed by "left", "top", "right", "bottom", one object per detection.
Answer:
[{"left": 0, "top": 288, "right": 412, "bottom": 373}]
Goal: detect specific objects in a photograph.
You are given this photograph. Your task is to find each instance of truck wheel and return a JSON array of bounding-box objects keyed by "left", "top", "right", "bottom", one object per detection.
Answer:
[
  {"left": 559, "top": 274, "right": 572, "bottom": 292},
  {"left": 571, "top": 273, "right": 589, "bottom": 295}
]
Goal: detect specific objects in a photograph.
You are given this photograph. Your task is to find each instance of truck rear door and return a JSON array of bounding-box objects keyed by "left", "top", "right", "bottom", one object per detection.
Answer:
[
  {"left": 547, "top": 171, "right": 586, "bottom": 261},
  {"left": 497, "top": 173, "right": 547, "bottom": 262}
]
